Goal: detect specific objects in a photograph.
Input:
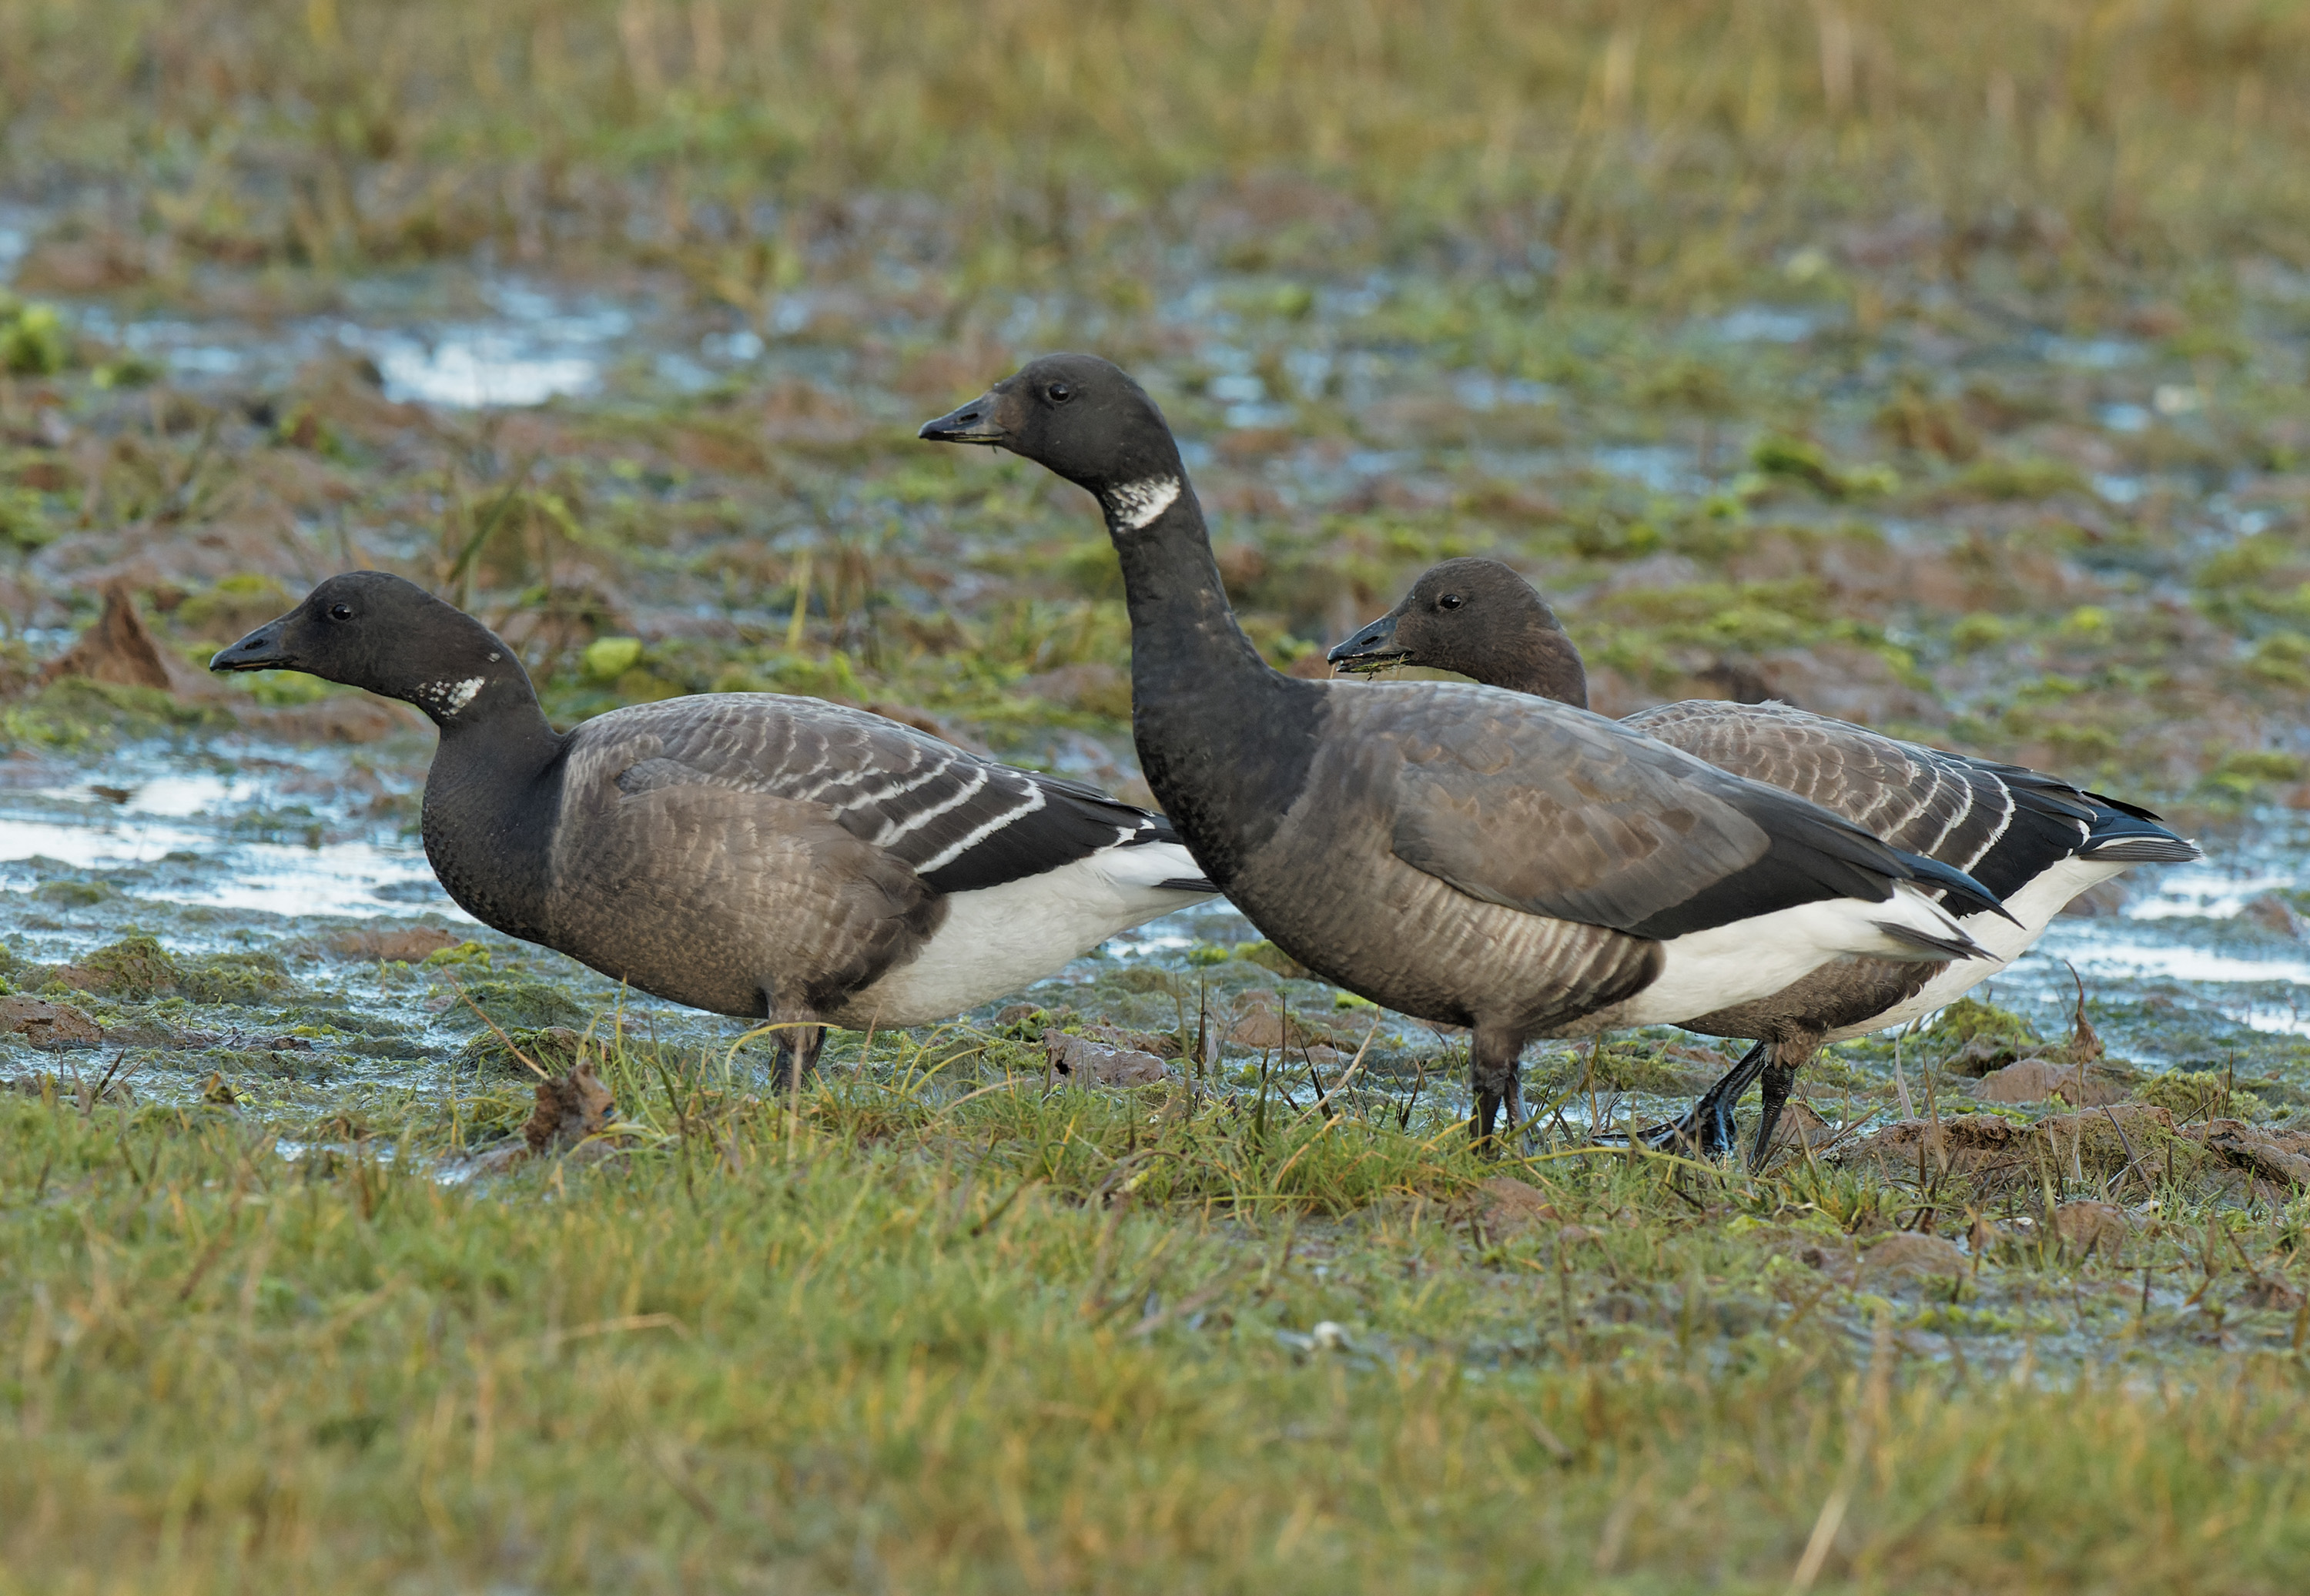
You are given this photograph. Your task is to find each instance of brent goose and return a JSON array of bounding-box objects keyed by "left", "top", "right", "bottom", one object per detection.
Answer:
[
  {"left": 211, "top": 572, "right": 1216, "bottom": 1082},
  {"left": 919, "top": 356, "right": 2011, "bottom": 1145},
  {"left": 1331, "top": 557, "right": 2200, "bottom": 1163}
]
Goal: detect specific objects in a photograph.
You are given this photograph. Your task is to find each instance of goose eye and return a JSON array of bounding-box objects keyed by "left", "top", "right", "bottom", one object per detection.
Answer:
[
  {"left": 1046, "top": 381, "right": 1073, "bottom": 403},
  {"left": 329, "top": 603, "right": 354, "bottom": 621},
  {"left": 1438, "top": 594, "right": 1463, "bottom": 611}
]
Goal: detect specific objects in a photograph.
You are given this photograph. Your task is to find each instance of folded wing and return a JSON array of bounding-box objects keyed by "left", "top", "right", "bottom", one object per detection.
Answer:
[
  {"left": 585, "top": 694, "right": 1214, "bottom": 895},
  {"left": 1361, "top": 686, "right": 1986, "bottom": 941}
]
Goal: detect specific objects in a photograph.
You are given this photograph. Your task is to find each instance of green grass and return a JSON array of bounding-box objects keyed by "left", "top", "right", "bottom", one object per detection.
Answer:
[
  {"left": 6, "top": 1026, "right": 2310, "bottom": 1592},
  {"left": 6, "top": 1, "right": 2310, "bottom": 290},
  {"left": 10, "top": 5, "right": 2310, "bottom": 1584}
]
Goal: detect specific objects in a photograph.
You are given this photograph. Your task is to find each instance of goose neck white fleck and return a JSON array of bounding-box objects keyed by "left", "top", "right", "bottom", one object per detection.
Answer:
[
  {"left": 1104, "top": 476, "right": 1181, "bottom": 532},
  {"left": 428, "top": 677, "right": 485, "bottom": 715}
]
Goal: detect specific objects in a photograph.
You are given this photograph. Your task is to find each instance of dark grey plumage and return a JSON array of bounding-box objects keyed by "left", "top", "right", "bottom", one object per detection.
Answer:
[
  {"left": 211, "top": 572, "right": 1215, "bottom": 1081},
  {"left": 578, "top": 694, "right": 1184, "bottom": 897},
  {"left": 920, "top": 356, "right": 2009, "bottom": 1145},
  {"left": 1331, "top": 556, "right": 2200, "bottom": 1163}
]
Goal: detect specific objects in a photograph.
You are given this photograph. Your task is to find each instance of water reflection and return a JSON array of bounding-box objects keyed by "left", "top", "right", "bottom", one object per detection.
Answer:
[
  {"left": 55, "top": 276, "right": 742, "bottom": 410},
  {"left": 0, "top": 747, "right": 452, "bottom": 919}
]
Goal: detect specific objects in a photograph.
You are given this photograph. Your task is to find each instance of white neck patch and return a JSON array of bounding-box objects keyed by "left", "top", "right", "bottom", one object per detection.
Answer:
[
  {"left": 1104, "top": 475, "right": 1180, "bottom": 532},
  {"left": 423, "top": 677, "right": 486, "bottom": 717}
]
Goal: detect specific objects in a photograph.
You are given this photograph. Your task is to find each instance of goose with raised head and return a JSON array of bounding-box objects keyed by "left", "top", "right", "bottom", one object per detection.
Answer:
[
  {"left": 1330, "top": 556, "right": 2200, "bottom": 1163},
  {"left": 919, "top": 355, "right": 2013, "bottom": 1145},
  {"left": 211, "top": 572, "right": 1217, "bottom": 1082}
]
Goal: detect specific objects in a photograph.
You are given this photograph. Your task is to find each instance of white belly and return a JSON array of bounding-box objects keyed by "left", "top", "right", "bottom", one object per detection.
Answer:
[
  {"left": 1573, "top": 881, "right": 1978, "bottom": 1033},
  {"left": 1824, "top": 855, "right": 2128, "bottom": 1042},
  {"left": 832, "top": 845, "right": 1211, "bottom": 1028}
]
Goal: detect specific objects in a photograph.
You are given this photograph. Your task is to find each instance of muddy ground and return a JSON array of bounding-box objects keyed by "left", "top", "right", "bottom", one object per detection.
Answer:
[{"left": 7, "top": 188, "right": 2310, "bottom": 1403}]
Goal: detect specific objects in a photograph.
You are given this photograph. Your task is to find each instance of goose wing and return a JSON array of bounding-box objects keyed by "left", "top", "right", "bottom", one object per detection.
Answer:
[
  {"left": 575, "top": 694, "right": 1213, "bottom": 895},
  {"left": 1357, "top": 685, "right": 1982, "bottom": 940},
  {"left": 1625, "top": 700, "right": 2189, "bottom": 895}
]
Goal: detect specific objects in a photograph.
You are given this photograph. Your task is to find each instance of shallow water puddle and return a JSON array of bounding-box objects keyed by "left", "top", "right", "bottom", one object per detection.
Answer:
[
  {"left": 0, "top": 206, "right": 31, "bottom": 279},
  {"left": 2124, "top": 853, "right": 2302, "bottom": 921},
  {"left": 0, "top": 744, "right": 454, "bottom": 919},
  {"left": 4, "top": 741, "right": 2304, "bottom": 1105},
  {"left": 58, "top": 273, "right": 755, "bottom": 409},
  {"left": 0, "top": 815, "right": 447, "bottom": 918},
  {"left": 0, "top": 741, "right": 735, "bottom": 1104},
  {"left": 2007, "top": 818, "right": 2310, "bottom": 1047}
]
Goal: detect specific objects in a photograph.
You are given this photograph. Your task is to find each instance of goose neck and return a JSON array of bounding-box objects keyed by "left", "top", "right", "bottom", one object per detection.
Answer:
[
  {"left": 420, "top": 686, "right": 567, "bottom": 942},
  {"left": 1502, "top": 633, "right": 1592, "bottom": 708},
  {"left": 1106, "top": 483, "right": 1274, "bottom": 694},
  {"left": 1100, "top": 481, "right": 1324, "bottom": 882}
]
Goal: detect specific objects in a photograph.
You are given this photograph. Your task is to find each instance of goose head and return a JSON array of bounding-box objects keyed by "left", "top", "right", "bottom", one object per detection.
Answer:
[
  {"left": 919, "top": 353, "right": 1187, "bottom": 530},
  {"left": 1327, "top": 557, "right": 1592, "bottom": 709},
  {"left": 209, "top": 570, "right": 521, "bottom": 724}
]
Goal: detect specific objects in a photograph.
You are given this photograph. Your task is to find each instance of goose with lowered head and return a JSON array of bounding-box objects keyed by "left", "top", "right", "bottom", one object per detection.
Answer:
[{"left": 1329, "top": 556, "right": 2199, "bottom": 1164}]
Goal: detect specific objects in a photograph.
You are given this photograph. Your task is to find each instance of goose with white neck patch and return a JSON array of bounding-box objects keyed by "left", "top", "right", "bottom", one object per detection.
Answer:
[
  {"left": 1331, "top": 557, "right": 2201, "bottom": 1165},
  {"left": 919, "top": 355, "right": 2013, "bottom": 1145},
  {"left": 210, "top": 571, "right": 1217, "bottom": 1082}
]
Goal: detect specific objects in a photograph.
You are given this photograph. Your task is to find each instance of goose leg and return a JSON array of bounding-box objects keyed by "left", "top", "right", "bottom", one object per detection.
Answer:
[
  {"left": 1468, "top": 1027, "right": 1525, "bottom": 1152},
  {"left": 768, "top": 1001, "right": 826, "bottom": 1092},
  {"left": 1636, "top": 1041, "right": 1771, "bottom": 1159},
  {"left": 1748, "top": 1047, "right": 1806, "bottom": 1171}
]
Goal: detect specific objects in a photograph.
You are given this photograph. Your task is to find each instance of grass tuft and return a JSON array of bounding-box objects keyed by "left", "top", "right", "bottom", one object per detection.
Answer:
[{"left": 6, "top": 1016, "right": 2310, "bottom": 1590}]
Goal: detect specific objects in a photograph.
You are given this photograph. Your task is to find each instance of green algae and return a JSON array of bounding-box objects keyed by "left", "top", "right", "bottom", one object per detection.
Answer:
[
  {"left": 2138, "top": 1069, "right": 2268, "bottom": 1123},
  {"left": 73, "top": 934, "right": 182, "bottom": 996},
  {"left": 448, "top": 1024, "right": 604, "bottom": 1079},
  {"left": 1926, "top": 998, "right": 2040, "bottom": 1054},
  {"left": 440, "top": 975, "right": 592, "bottom": 1032},
  {"left": 179, "top": 950, "right": 293, "bottom": 1006},
  {"left": 1232, "top": 940, "right": 1311, "bottom": 981},
  {"left": 0, "top": 293, "right": 70, "bottom": 376}
]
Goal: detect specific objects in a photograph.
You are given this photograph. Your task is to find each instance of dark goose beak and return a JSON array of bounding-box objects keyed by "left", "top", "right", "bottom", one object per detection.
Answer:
[
  {"left": 1326, "top": 613, "right": 1405, "bottom": 675},
  {"left": 918, "top": 390, "right": 1007, "bottom": 445},
  {"left": 210, "top": 617, "right": 293, "bottom": 672}
]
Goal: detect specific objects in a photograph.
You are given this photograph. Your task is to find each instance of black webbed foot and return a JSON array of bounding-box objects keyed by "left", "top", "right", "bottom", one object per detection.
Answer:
[
  {"left": 1747, "top": 1057, "right": 1799, "bottom": 1172},
  {"left": 1468, "top": 1029, "right": 1525, "bottom": 1157},
  {"left": 1626, "top": 1041, "right": 1773, "bottom": 1159},
  {"left": 770, "top": 1013, "right": 826, "bottom": 1093},
  {"left": 1470, "top": 1088, "right": 1502, "bottom": 1149},
  {"left": 1469, "top": 1084, "right": 1530, "bottom": 1158}
]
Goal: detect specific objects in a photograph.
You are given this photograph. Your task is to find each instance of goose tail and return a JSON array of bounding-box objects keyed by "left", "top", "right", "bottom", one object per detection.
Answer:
[
  {"left": 1888, "top": 848, "right": 2017, "bottom": 925},
  {"left": 2076, "top": 798, "right": 2201, "bottom": 865},
  {"left": 1866, "top": 880, "right": 1998, "bottom": 964}
]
